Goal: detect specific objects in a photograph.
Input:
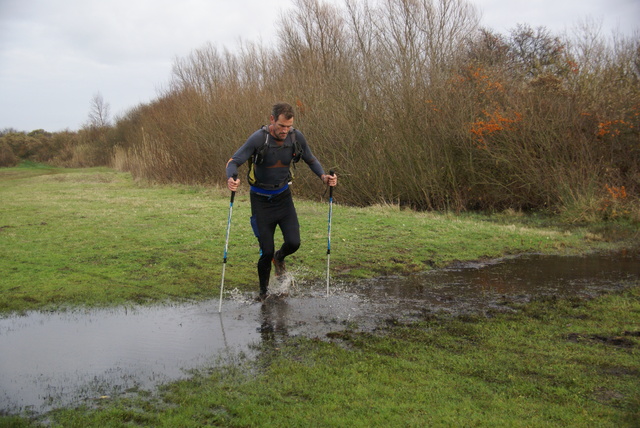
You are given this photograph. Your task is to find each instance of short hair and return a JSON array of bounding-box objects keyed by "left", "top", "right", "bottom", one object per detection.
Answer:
[{"left": 272, "top": 103, "right": 295, "bottom": 120}]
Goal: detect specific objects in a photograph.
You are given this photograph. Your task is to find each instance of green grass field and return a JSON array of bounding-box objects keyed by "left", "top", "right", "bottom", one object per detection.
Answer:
[
  {"left": 1, "top": 164, "right": 638, "bottom": 426},
  {"left": 1, "top": 163, "right": 634, "bottom": 313}
]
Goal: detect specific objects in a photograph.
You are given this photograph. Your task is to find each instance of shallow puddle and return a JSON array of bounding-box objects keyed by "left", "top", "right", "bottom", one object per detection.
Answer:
[{"left": 1, "top": 251, "right": 638, "bottom": 415}]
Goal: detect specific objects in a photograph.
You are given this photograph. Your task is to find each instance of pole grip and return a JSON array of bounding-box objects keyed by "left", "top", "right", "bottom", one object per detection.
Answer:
[
  {"left": 230, "top": 173, "right": 238, "bottom": 203},
  {"left": 328, "top": 169, "right": 335, "bottom": 198}
]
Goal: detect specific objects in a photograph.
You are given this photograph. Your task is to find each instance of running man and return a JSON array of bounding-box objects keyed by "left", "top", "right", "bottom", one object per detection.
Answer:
[{"left": 226, "top": 102, "right": 337, "bottom": 300}]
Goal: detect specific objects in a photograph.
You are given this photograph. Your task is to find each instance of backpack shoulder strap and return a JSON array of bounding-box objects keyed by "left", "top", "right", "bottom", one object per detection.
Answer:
[
  {"left": 251, "top": 126, "right": 270, "bottom": 165},
  {"left": 290, "top": 128, "right": 303, "bottom": 163}
]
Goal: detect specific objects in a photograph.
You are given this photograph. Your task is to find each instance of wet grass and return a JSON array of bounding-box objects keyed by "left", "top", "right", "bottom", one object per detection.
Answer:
[
  {"left": 1, "top": 164, "right": 636, "bottom": 314},
  {"left": 1, "top": 164, "right": 639, "bottom": 426},
  {"left": 25, "top": 287, "right": 639, "bottom": 427}
]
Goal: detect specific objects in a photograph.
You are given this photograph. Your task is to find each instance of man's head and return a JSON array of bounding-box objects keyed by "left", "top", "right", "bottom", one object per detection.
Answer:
[
  {"left": 270, "top": 102, "right": 295, "bottom": 141},
  {"left": 272, "top": 103, "right": 294, "bottom": 121}
]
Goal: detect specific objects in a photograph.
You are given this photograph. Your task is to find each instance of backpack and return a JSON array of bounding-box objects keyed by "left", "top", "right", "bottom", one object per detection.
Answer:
[{"left": 247, "top": 126, "right": 303, "bottom": 188}]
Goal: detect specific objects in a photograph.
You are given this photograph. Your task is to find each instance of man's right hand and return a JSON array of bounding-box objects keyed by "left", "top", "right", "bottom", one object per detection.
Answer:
[{"left": 228, "top": 176, "right": 240, "bottom": 192}]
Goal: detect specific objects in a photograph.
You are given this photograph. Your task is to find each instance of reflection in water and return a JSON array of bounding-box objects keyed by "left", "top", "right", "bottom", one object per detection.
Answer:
[
  {"left": 1, "top": 251, "right": 638, "bottom": 414},
  {"left": 259, "top": 298, "right": 290, "bottom": 344},
  {"left": 0, "top": 294, "right": 361, "bottom": 415}
]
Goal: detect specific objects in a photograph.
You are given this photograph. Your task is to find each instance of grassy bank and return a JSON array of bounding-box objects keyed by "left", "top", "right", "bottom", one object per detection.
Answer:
[{"left": 1, "top": 164, "right": 636, "bottom": 314}]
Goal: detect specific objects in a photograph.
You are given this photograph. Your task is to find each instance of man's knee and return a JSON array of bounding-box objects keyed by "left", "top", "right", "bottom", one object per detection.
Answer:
[
  {"left": 261, "top": 248, "right": 275, "bottom": 261},
  {"left": 285, "top": 238, "right": 300, "bottom": 254}
]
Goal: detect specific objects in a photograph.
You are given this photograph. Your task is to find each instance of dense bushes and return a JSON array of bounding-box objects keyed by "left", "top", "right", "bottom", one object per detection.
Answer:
[
  {"left": 109, "top": 0, "right": 639, "bottom": 220},
  {"left": 0, "top": 140, "right": 18, "bottom": 167},
  {"left": 5, "top": 0, "right": 639, "bottom": 221},
  {"left": 0, "top": 127, "right": 115, "bottom": 168}
]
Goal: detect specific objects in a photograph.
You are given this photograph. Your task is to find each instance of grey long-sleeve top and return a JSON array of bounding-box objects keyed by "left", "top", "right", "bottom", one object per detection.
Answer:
[{"left": 225, "top": 127, "right": 325, "bottom": 191}]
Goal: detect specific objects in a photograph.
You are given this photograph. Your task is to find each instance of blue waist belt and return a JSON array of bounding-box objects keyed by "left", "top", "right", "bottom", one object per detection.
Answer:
[{"left": 250, "top": 184, "right": 289, "bottom": 197}]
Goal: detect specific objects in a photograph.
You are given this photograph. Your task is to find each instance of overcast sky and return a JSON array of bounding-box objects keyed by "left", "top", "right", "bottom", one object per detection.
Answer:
[{"left": 0, "top": 0, "right": 638, "bottom": 132}]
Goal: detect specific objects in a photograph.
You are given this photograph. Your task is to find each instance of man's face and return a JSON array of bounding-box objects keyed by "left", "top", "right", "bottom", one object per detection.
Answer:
[{"left": 271, "top": 114, "right": 293, "bottom": 141}]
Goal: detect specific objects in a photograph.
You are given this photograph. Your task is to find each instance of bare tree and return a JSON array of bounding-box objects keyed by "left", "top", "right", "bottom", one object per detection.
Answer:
[{"left": 87, "top": 92, "right": 111, "bottom": 128}]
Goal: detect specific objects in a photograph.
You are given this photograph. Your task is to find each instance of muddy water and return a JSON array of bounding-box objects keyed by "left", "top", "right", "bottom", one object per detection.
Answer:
[{"left": 1, "top": 251, "right": 638, "bottom": 415}]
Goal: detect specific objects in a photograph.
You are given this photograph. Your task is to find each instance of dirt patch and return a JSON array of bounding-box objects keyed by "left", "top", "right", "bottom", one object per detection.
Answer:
[
  {"left": 592, "top": 387, "right": 626, "bottom": 405},
  {"left": 599, "top": 365, "right": 640, "bottom": 377},
  {"left": 566, "top": 331, "right": 639, "bottom": 348}
]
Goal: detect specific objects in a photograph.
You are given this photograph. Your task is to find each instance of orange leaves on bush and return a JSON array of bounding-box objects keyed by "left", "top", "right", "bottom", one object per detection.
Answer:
[
  {"left": 425, "top": 99, "right": 440, "bottom": 112},
  {"left": 296, "top": 98, "right": 307, "bottom": 116},
  {"left": 601, "top": 184, "right": 630, "bottom": 218},
  {"left": 450, "top": 66, "right": 505, "bottom": 95},
  {"left": 470, "top": 67, "right": 504, "bottom": 94},
  {"left": 596, "top": 119, "right": 632, "bottom": 138},
  {"left": 606, "top": 184, "right": 627, "bottom": 200},
  {"left": 469, "top": 109, "right": 523, "bottom": 149}
]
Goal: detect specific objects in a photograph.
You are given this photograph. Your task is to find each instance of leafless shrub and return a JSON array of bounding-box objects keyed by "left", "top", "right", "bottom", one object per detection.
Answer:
[{"left": 105, "top": 0, "right": 638, "bottom": 219}]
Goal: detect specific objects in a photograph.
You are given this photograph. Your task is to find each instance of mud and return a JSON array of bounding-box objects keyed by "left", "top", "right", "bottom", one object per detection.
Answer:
[{"left": 1, "top": 250, "right": 638, "bottom": 415}]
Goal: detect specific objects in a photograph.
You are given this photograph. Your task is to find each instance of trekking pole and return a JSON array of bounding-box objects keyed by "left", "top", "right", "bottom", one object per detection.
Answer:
[
  {"left": 326, "top": 170, "right": 335, "bottom": 296},
  {"left": 218, "top": 174, "right": 237, "bottom": 313}
]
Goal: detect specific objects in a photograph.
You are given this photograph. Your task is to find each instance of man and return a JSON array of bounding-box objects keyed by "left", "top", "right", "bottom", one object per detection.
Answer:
[{"left": 226, "top": 103, "right": 337, "bottom": 300}]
